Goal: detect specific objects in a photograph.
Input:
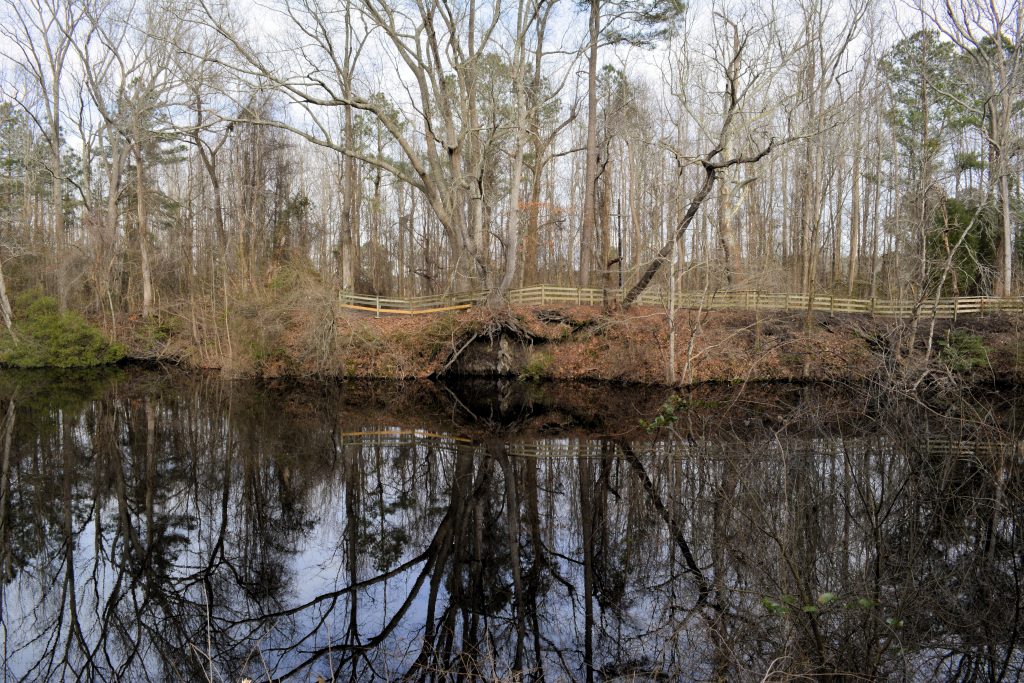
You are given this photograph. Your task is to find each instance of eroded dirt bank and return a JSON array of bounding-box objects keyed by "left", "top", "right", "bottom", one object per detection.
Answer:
[{"left": 130, "top": 303, "right": 1024, "bottom": 385}]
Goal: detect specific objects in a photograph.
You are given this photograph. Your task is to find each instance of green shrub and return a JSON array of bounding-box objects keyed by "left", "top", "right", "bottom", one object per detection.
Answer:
[
  {"left": 136, "top": 315, "right": 179, "bottom": 345},
  {"left": 938, "top": 329, "right": 988, "bottom": 373},
  {"left": 0, "top": 291, "right": 124, "bottom": 368},
  {"left": 520, "top": 351, "right": 552, "bottom": 381},
  {"left": 926, "top": 197, "right": 998, "bottom": 296},
  {"left": 640, "top": 394, "right": 685, "bottom": 432},
  {"left": 268, "top": 264, "right": 301, "bottom": 293}
]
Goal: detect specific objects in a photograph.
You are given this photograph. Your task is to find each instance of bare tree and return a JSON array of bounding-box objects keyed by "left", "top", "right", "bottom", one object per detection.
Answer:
[
  {"left": 192, "top": 0, "right": 521, "bottom": 297},
  {"left": 73, "top": 0, "right": 183, "bottom": 317},
  {"left": 0, "top": 0, "right": 86, "bottom": 306},
  {"left": 623, "top": 4, "right": 800, "bottom": 306}
]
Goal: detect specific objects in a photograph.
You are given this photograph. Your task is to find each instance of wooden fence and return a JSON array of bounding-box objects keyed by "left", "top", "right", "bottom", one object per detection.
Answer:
[{"left": 339, "top": 285, "right": 1024, "bottom": 319}]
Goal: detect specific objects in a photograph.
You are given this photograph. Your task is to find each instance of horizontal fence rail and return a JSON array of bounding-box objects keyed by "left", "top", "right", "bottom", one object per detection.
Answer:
[{"left": 339, "top": 286, "right": 1024, "bottom": 318}]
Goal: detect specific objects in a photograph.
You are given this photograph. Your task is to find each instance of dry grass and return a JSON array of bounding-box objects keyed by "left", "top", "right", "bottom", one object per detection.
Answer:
[{"left": 121, "top": 287, "right": 1024, "bottom": 386}]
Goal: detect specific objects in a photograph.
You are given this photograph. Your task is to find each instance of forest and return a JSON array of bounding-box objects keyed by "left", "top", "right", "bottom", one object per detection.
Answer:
[{"left": 0, "top": 0, "right": 1021, "bottom": 358}]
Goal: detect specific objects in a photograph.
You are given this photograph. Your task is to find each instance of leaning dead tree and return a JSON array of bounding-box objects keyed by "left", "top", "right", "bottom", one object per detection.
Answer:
[
  {"left": 622, "top": 142, "right": 777, "bottom": 307},
  {"left": 622, "top": 11, "right": 785, "bottom": 307},
  {"left": 623, "top": 3, "right": 862, "bottom": 307}
]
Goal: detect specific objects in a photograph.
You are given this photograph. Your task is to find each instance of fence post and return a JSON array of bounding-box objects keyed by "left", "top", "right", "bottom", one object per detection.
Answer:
[
  {"left": 375, "top": 296, "right": 381, "bottom": 318},
  {"left": 870, "top": 297, "right": 876, "bottom": 315},
  {"left": 830, "top": 295, "right": 835, "bottom": 316},
  {"left": 577, "top": 287, "right": 581, "bottom": 305},
  {"left": 541, "top": 285, "right": 546, "bottom": 305}
]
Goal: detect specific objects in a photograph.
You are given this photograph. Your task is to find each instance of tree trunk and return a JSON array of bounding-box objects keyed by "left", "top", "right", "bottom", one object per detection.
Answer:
[
  {"left": 579, "top": 0, "right": 600, "bottom": 287},
  {"left": 0, "top": 257, "right": 14, "bottom": 338},
  {"left": 135, "top": 145, "right": 154, "bottom": 318},
  {"left": 50, "top": 86, "right": 65, "bottom": 309},
  {"left": 848, "top": 114, "right": 861, "bottom": 296},
  {"left": 997, "top": 170, "right": 1012, "bottom": 296},
  {"left": 717, "top": 30, "right": 742, "bottom": 286}
]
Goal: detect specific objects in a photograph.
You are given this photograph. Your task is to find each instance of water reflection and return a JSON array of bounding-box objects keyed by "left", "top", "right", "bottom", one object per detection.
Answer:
[{"left": 0, "top": 371, "right": 1022, "bottom": 681}]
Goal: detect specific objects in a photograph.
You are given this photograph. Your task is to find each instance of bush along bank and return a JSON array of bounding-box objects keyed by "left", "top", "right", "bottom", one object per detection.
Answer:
[{"left": 0, "top": 291, "right": 124, "bottom": 368}]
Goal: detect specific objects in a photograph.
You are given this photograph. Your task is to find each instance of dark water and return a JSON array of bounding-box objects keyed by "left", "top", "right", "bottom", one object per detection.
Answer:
[{"left": 0, "top": 370, "right": 1022, "bottom": 682}]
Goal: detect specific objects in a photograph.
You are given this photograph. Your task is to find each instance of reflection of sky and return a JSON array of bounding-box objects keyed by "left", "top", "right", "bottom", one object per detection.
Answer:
[
  {"left": 4, "top": 510, "right": 116, "bottom": 678},
  {"left": 2, "top": 390, "right": 1023, "bottom": 682},
  {"left": 0, "top": 425, "right": 710, "bottom": 681}
]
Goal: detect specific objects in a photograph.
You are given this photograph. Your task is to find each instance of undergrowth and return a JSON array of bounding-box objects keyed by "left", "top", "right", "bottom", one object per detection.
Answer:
[
  {"left": 520, "top": 351, "right": 552, "bottom": 381},
  {"left": 938, "top": 328, "right": 989, "bottom": 373},
  {"left": 231, "top": 262, "right": 338, "bottom": 376},
  {"left": 0, "top": 290, "right": 124, "bottom": 368}
]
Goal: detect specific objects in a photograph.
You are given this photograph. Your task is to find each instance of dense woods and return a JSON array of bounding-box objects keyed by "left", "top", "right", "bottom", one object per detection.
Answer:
[{"left": 0, "top": 0, "right": 1021, "bottom": 332}]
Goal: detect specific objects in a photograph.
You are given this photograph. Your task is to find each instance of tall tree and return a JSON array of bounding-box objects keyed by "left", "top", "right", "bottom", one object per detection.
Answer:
[
  {"left": 623, "top": 4, "right": 796, "bottom": 306},
  {"left": 920, "top": 0, "right": 1024, "bottom": 296},
  {"left": 0, "top": 0, "right": 86, "bottom": 305},
  {"left": 577, "top": 0, "right": 684, "bottom": 287},
  {"left": 880, "top": 29, "right": 966, "bottom": 292}
]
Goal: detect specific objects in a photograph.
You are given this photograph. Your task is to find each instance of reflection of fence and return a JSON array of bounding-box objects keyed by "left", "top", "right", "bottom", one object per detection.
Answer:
[
  {"left": 338, "top": 430, "right": 472, "bottom": 443},
  {"left": 336, "top": 430, "right": 473, "bottom": 449},
  {"left": 332, "top": 434, "right": 1023, "bottom": 460},
  {"left": 340, "top": 285, "right": 1024, "bottom": 318},
  {"left": 923, "top": 438, "right": 1020, "bottom": 458}
]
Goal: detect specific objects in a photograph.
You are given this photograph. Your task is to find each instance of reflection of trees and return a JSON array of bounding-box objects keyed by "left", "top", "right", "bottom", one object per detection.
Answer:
[{"left": 0, "top": 375, "right": 1020, "bottom": 680}]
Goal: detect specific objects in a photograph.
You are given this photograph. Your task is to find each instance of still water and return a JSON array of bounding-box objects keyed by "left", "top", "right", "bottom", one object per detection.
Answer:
[{"left": 0, "top": 369, "right": 1021, "bottom": 682}]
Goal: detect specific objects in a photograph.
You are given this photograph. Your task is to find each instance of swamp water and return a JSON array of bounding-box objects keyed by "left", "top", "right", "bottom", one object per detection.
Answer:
[{"left": 0, "top": 369, "right": 1022, "bottom": 681}]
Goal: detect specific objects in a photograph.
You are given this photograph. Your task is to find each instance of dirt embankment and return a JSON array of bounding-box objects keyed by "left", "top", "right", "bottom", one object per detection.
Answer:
[{"left": 133, "top": 300, "right": 1024, "bottom": 385}]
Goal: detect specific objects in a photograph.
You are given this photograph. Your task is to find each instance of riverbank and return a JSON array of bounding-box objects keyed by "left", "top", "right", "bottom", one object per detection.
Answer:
[{"left": 121, "top": 301, "right": 1024, "bottom": 385}]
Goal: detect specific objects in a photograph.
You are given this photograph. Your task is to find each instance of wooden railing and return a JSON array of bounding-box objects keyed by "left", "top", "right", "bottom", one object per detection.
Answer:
[{"left": 339, "top": 285, "right": 1024, "bottom": 318}]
